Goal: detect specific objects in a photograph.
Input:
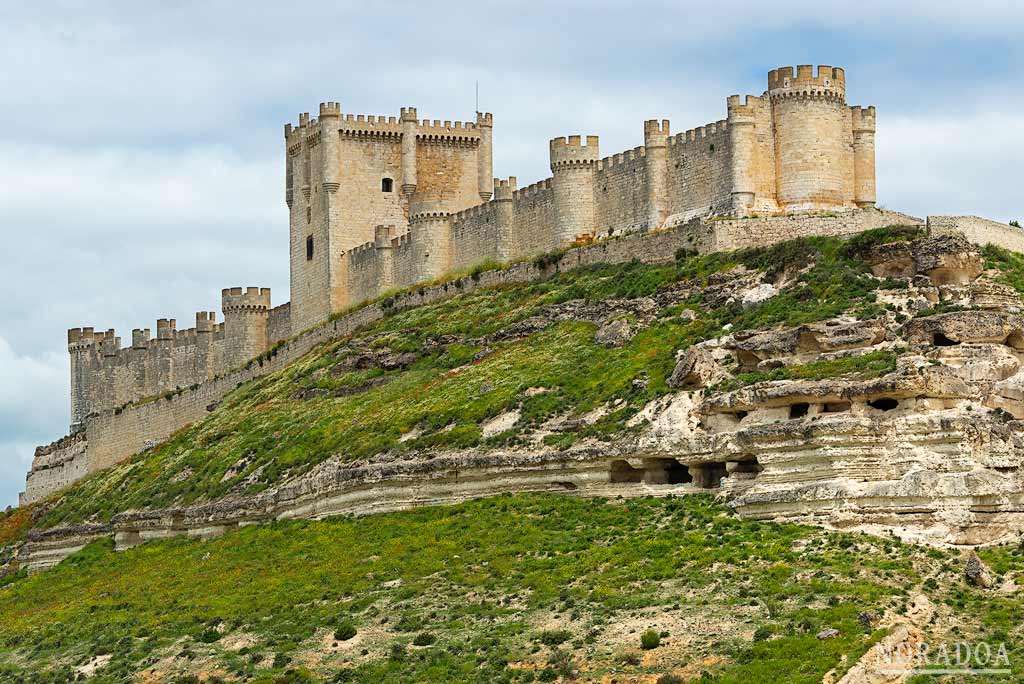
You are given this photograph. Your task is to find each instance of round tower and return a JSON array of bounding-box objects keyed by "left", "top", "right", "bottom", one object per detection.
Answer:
[
  {"left": 769, "top": 65, "right": 848, "bottom": 212},
  {"left": 318, "top": 102, "right": 341, "bottom": 195},
  {"left": 726, "top": 96, "right": 758, "bottom": 216},
  {"left": 409, "top": 201, "right": 452, "bottom": 281},
  {"left": 644, "top": 120, "right": 670, "bottom": 228},
  {"left": 493, "top": 176, "right": 517, "bottom": 261},
  {"left": 549, "top": 135, "right": 599, "bottom": 246},
  {"left": 67, "top": 327, "right": 96, "bottom": 431},
  {"left": 851, "top": 106, "right": 877, "bottom": 208},
  {"left": 400, "top": 106, "right": 418, "bottom": 197},
  {"left": 476, "top": 112, "right": 494, "bottom": 203},
  {"left": 221, "top": 287, "right": 271, "bottom": 369}
]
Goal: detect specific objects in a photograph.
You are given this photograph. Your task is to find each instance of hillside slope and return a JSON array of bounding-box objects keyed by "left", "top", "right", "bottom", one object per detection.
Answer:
[
  {"left": 2, "top": 493, "right": 1022, "bottom": 683},
  {"left": 24, "top": 229, "right": 916, "bottom": 530}
]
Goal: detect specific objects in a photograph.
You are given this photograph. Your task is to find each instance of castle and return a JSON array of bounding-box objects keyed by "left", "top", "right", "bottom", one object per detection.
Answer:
[{"left": 26, "top": 65, "right": 879, "bottom": 503}]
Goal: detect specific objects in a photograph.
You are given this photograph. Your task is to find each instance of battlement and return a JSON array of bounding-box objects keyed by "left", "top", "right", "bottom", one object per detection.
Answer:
[
  {"left": 493, "top": 176, "right": 517, "bottom": 201},
  {"left": 597, "top": 146, "right": 646, "bottom": 172},
  {"left": 68, "top": 327, "right": 97, "bottom": 348},
  {"left": 643, "top": 119, "right": 671, "bottom": 147},
  {"left": 476, "top": 111, "right": 493, "bottom": 127},
  {"left": 132, "top": 328, "right": 151, "bottom": 349},
  {"left": 222, "top": 287, "right": 271, "bottom": 312},
  {"left": 768, "top": 65, "right": 846, "bottom": 101},
  {"left": 156, "top": 318, "right": 176, "bottom": 340},
  {"left": 550, "top": 135, "right": 600, "bottom": 168},
  {"left": 726, "top": 95, "right": 761, "bottom": 122},
  {"left": 318, "top": 101, "right": 340, "bottom": 119},
  {"left": 196, "top": 311, "right": 216, "bottom": 333},
  {"left": 851, "top": 105, "right": 877, "bottom": 132}
]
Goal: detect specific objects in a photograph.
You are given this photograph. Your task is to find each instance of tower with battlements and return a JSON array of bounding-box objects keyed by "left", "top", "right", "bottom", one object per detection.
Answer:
[{"left": 284, "top": 104, "right": 494, "bottom": 332}]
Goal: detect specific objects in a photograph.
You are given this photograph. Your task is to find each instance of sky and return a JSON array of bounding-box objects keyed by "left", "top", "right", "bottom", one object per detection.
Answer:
[{"left": 1, "top": 0, "right": 1022, "bottom": 508}]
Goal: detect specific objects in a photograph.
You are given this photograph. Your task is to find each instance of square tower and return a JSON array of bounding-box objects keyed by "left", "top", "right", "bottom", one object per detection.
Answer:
[{"left": 284, "top": 104, "right": 493, "bottom": 331}]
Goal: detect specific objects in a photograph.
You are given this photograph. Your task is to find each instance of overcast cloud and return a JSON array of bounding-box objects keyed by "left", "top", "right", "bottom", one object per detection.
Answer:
[{"left": 1, "top": 1, "right": 1022, "bottom": 507}]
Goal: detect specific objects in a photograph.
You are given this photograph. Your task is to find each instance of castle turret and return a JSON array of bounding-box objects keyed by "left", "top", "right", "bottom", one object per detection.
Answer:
[
  {"left": 476, "top": 112, "right": 494, "bottom": 202},
  {"left": 374, "top": 225, "right": 395, "bottom": 291},
  {"left": 318, "top": 102, "right": 341, "bottom": 194},
  {"left": 410, "top": 202, "right": 452, "bottom": 281},
  {"left": 400, "top": 106, "right": 418, "bottom": 197},
  {"left": 851, "top": 106, "right": 877, "bottom": 208},
  {"left": 222, "top": 287, "right": 271, "bottom": 369},
  {"left": 644, "top": 120, "right": 670, "bottom": 228},
  {"left": 726, "top": 96, "right": 758, "bottom": 216},
  {"left": 195, "top": 311, "right": 216, "bottom": 380},
  {"left": 68, "top": 327, "right": 97, "bottom": 431},
  {"left": 155, "top": 318, "right": 177, "bottom": 394},
  {"left": 493, "top": 176, "right": 517, "bottom": 261},
  {"left": 769, "top": 65, "right": 848, "bottom": 212},
  {"left": 550, "top": 135, "right": 599, "bottom": 246}
]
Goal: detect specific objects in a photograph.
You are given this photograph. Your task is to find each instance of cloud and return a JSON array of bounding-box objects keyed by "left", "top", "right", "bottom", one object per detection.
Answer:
[{"left": 0, "top": 337, "right": 67, "bottom": 506}]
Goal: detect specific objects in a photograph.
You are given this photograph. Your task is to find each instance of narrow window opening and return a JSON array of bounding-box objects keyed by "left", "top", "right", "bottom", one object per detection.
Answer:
[
  {"left": 306, "top": 206, "right": 311, "bottom": 224},
  {"left": 789, "top": 402, "right": 810, "bottom": 419},
  {"left": 381, "top": 177, "right": 394, "bottom": 193},
  {"left": 868, "top": 397, "right": 899, "bottom": 411},
  {"left": 306, "top": 235, "right": 314, "bottom": 261},
  {"left": 933, "top": 332, "right": 959, "bottom": 347}
]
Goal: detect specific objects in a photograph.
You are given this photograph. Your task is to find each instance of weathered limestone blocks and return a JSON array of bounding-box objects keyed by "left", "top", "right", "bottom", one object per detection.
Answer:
[{"left": 902, "top": 311, "right": 1024, "bottom": 347}]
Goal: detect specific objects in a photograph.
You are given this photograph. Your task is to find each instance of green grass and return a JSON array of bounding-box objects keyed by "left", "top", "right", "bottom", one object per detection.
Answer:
[
  {"left": 31, "top": 232, "right": 910, "bottom": 529},
  {"left": 711, "top": 348, "right": 902, "bottom": 393},
  {"left": 0, "top": 493, "right": 978, "bottom": 684}
]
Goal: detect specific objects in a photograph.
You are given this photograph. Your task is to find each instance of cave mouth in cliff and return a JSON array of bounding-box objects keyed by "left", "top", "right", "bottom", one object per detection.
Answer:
[
  {"left": 648, "top": 458, "right": 693, "bottom": 485},
  {"left": 789, "top": 402, "right": 810, "bottom": 418},
  {"left": 691, "top": 461, "right": 729, "bottom": 489},
  {"left": 823, "top": 401, "right": 851, "bottom": 413},
  {"left": 868, "top": 397, "right": 900, "bottom": 411},
  {"left": 609, "top": 459, "right": 644, "bottom": 484},
  {"left": 933, "top": 332, "right": 960, "bottom": 347}
]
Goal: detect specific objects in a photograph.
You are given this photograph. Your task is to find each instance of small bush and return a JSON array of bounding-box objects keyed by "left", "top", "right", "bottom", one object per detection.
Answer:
[
  {"left": 412, "top": 632, "right": 436, "bottom": 647},
  {"left": 548, "top": 648, "right": 576, "bottom": 678},
  {"left": 641, "top": 630, "right": 661, "bottom": 650},
  {"left": 657, "top": 675, "right": 685, "bottom": 684},
  {"left": 333, "top": 623, "right": 357, "bottom": 641},
  {"left": 537, "top": 629, "right": 572, "bottom": 646}
]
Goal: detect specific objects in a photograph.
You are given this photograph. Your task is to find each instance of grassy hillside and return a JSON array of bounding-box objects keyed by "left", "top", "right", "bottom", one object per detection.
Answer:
[
  {"left": 32, "top": 229, "right": 918, "bottom": 529},
  {"left": 2, "top": 493, "right": 1021, "bottom": 684}
]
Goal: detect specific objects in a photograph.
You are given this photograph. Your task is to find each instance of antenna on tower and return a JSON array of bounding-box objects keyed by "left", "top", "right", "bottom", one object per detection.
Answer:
[{"left": 475, "top": 81, "right": 479, "bottom": 114}]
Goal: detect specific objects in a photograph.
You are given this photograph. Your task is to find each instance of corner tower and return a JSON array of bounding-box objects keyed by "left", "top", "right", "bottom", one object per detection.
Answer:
[
  {"left": 550, "top": 135, "right": 599, "bottom": 246},
  {"left": 768, "top": 65, "right": 853, "bottom": 212}
]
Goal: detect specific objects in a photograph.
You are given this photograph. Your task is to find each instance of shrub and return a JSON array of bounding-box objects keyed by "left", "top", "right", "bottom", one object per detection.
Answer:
[
  {"left": 641, "top": 630, "right": 661, "bottom": 650},
  {"left": 537, "top": 629, "right": 572, "bottom": 646},
  {"left": 547, "top": 648, "right": 576, "bottom": 678},
  {"left": 199, "top": 627, "right": 221, "bottom": 643},
  {"left": 333, "top": 623, "right": 357, "bottom": 641},
  {"left": 657, "top": 675, "right": 685, "bottom": 684},
  {"left": 412, "top": 632, "right": 436, "bottom": 647}
]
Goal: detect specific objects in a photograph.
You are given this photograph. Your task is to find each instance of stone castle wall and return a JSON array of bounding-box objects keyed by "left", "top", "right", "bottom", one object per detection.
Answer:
[{"left": 928, "top": 216, "right": 1024, "bottom": 254}]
